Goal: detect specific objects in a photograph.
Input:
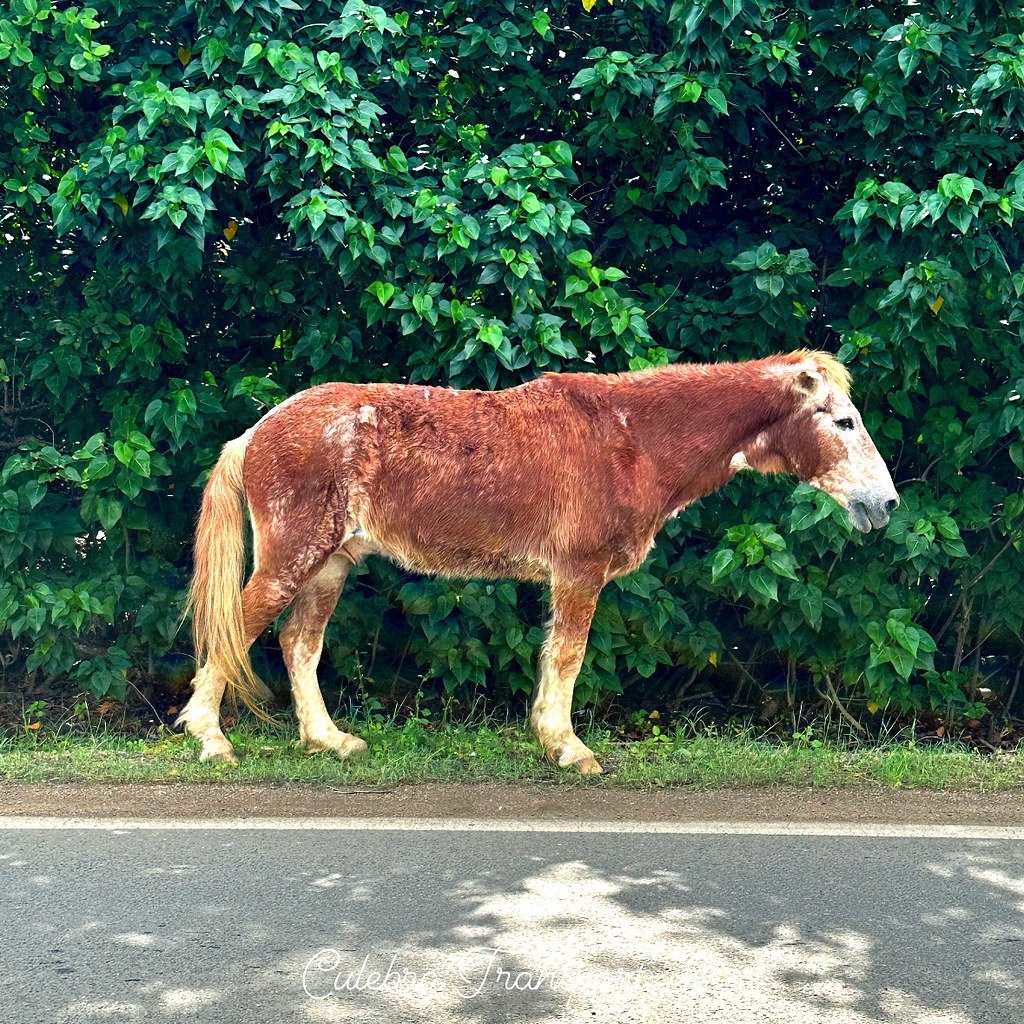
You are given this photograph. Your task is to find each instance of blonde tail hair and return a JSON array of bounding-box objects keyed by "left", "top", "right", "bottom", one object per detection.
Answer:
[{"left": 185, "top": 436, "right": 274, "bottom": 720}]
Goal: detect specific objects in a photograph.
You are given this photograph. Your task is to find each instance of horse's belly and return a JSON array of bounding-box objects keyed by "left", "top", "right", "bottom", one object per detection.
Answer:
[
  {"left": 341, "top": 523, "right": 550, "bottom": 582},
  {"left": 345, "top": 465, "right": 555, "bottom": 581}
]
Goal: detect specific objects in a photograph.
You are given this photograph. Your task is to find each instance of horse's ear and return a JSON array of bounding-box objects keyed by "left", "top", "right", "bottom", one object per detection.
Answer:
[{"left": 795, "top": 368, "right": 826, "bottom": 402}]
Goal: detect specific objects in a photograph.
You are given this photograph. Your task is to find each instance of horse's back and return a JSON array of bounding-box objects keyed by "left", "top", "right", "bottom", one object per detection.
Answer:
[{"left": 239, "top": 374, "right": 625, "bottom": 579}]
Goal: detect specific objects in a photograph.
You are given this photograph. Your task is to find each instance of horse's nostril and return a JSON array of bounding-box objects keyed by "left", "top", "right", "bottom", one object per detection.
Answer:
[{"left": 885, "top": 498, "right": 898, "bottom": 514}]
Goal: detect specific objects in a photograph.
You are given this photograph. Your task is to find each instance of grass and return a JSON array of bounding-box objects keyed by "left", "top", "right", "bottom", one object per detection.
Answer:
[{"left": 1, "top": 709, "right": 1023, "bottom": 790}]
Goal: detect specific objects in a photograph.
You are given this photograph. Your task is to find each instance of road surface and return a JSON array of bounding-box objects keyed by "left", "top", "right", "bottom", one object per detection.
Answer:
[{"left": 2, "top": 801, "right": 1023, "bottom": 1023}]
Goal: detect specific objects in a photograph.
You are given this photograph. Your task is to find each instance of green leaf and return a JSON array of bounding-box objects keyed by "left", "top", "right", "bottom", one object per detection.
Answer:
[
  {"left": 710, "top": 548, "right": 742, "bottom": 583},
  {"left": 748, "top": 571, "right": 778, "bottom": 603},
  {"left": 386, "top": 146, "right": 408, "bottom": 173},
  {"left": 96, "top": 497, "right": 123, "bottom": 531},
  {"left": 479, "top": 323, "right": 502, "bottom": 349},
  {"left": 705, "top": 88, "right": 728, "bottom": 115},
  {"left": 764, "top": 551, "right": 799, "bottom": 580},
  {"left": 204, "top": 138, "right": 228, "bottom": 172},
  {"left": 653, "top": 91, "right": 674, "bottom": 119},
  {"left": 242, "top": 42, "right": 263, "bottom": 67}
]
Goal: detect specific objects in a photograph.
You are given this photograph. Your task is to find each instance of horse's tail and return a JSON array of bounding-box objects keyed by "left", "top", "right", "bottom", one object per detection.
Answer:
[{"left": 185, "top": 436, "right": 273, "bottom": 721}]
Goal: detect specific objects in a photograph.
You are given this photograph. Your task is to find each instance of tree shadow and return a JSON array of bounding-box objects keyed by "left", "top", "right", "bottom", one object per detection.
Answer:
[{"left": 1, "top": 827, "right": 1022, "bottom": 1022}]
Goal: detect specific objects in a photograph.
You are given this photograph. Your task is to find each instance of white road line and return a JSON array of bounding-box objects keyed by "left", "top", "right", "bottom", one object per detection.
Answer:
[{"left": 1, "top": 816, "right": 1024, "bottom": 839}]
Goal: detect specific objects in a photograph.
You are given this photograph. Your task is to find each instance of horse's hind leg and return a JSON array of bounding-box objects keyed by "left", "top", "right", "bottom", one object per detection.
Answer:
[
  {"left": 280, "top": 554, "right": 367, "bottom": 758},
  {"left": 180, "top": 545, "right": 336, "bottom": 763},
  {"left": 179, "top": 664, "right": 237, "bottom": 763},
  {"left": 181, "top": 568, "right": 312, "bottom": 763}
]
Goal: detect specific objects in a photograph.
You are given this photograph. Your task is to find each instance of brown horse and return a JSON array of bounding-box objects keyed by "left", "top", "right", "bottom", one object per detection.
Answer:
[{"left": 179, "top": 350, "right": 898, "bottom": 773}]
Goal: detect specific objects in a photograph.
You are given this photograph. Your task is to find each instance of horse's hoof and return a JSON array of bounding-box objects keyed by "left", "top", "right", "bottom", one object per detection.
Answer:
[
  {"left": 572, "top": 756, "right": 604, "bottom": 775},
  {"left": 546, "top": 741, "right": 603, "bottom": 775},
  {"left": 303, "top": 733, "right": 367, "bottom": 759},
  {"left": 336, "top": 735, "right": 368, "bottom": 759},
  {"left": 199, "top": 746, "right": 238, "bottom": 765}
]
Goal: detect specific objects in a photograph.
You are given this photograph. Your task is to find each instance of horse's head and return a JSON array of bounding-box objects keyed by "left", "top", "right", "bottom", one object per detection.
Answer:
[{"left": 736, "top": 354, "right": 899, "bottom": 533}]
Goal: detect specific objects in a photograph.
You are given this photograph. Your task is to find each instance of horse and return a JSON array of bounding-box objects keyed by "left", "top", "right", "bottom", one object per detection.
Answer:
[{"left": 178, "top": 349, "right": 898, "bottom": 773}]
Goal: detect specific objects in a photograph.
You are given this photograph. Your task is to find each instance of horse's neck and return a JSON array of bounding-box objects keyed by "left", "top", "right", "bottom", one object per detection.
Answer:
[{"left": 615, "top": 365, "right": 794, "bottom": 507}]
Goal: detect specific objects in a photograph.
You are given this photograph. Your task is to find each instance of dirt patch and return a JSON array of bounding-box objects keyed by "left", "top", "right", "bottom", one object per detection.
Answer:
[{"left": 3, "top": 781, "right": 1024, "bottom": 825}]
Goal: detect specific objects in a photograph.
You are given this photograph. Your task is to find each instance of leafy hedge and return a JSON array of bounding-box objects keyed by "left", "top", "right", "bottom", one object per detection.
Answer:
[{"left": 2, "top": 0, "right": 1023, "bottom": 717}]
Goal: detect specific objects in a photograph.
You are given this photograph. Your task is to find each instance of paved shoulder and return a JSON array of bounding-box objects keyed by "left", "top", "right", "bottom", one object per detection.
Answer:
[{"left": 3, "top": 780, "right": 1024, "bottom": 825}]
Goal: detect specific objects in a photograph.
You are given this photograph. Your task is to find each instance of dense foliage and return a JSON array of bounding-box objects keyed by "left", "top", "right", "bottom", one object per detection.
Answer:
[{"left": 2, "top": 0, "right": 1023, "bottom": 721}]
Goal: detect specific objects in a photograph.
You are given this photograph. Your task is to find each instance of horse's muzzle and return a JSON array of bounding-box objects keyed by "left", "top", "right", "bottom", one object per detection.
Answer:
[{"left": 848, "top": 494, "right": 899, "bottom": 533}]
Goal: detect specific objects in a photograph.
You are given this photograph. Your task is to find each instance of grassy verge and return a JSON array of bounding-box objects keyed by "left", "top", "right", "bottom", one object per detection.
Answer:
[{"left": 1, "top": 714, "right": 1023, "bottom": 789}]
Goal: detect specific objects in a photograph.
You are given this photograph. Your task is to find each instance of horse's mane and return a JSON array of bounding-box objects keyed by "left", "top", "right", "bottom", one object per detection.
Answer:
[{"left": 619, "top": 349, "right": 853, "bottom": 397}]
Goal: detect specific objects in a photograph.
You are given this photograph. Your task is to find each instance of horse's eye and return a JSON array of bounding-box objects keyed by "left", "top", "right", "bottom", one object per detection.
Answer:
[{"left": 836, "top": 417, "right": 855, "bottom": 431}]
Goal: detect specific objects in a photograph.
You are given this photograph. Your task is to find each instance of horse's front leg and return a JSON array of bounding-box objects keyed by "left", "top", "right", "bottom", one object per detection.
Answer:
[{"left": 530, "top": 572, "right": 604, "bottom": 774}]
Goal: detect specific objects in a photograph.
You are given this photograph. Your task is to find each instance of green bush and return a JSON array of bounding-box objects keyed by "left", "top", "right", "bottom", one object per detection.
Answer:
[{"left": 1, "top": 0, "right": 1022, "bottom": 716}]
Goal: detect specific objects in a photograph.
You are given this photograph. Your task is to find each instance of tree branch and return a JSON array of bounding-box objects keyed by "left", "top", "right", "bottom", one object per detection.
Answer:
[{"left": 823, "top": 672, "right": 867, "bottom": 735}]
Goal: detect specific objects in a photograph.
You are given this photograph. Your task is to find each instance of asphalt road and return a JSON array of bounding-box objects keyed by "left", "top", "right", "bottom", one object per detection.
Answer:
[{"left": 2, "top": 817, "right": 1024, "bottom": 1024}]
